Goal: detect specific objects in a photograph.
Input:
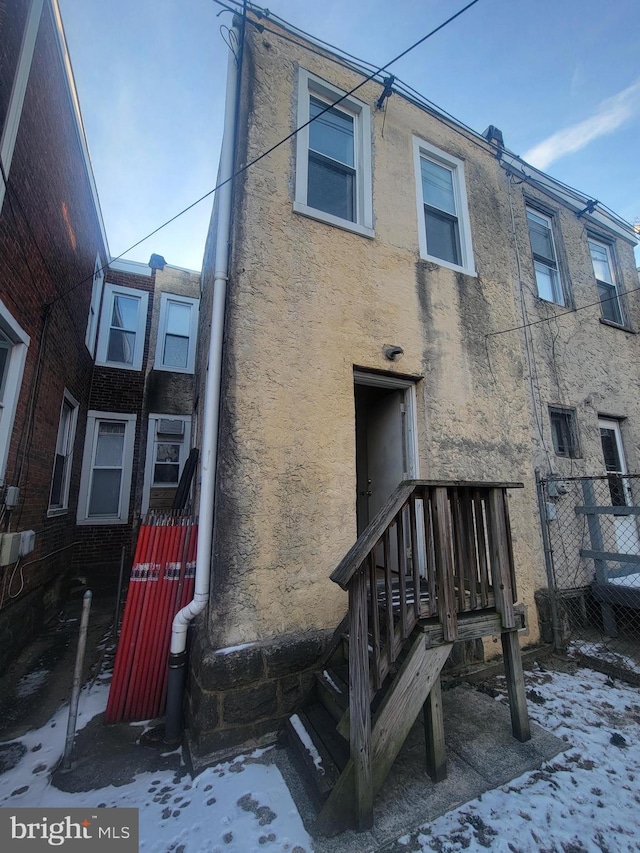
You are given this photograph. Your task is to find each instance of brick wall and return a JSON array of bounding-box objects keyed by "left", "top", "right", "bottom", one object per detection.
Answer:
[{"left": 0, "top": 2, "right": 108, "bottom": 663}]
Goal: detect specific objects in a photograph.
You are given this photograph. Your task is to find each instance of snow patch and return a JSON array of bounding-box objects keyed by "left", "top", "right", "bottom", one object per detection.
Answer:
[
  {"left": 214, "top": 642, "right": 256, "bottom": 655},
  {"left": 289, "top": 714, "right": 324, "bottom": 775}
]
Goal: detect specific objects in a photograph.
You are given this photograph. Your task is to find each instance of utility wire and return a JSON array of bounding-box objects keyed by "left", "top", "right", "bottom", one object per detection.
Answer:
[
  {"left": 48, "top": 0, "right": 482, "bottom": 306},
  {"left": 486, "top": 284, "right": 640, "bottom": 338}
]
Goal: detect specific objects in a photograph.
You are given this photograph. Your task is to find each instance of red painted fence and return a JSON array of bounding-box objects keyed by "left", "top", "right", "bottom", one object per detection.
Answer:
[{"left": 105, "top": 513, "right": 197, "bottom": 723}]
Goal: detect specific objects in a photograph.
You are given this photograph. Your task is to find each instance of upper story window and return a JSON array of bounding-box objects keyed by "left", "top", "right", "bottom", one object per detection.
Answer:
[
  {"left": 588, "top": 238, "right": 624, "bottom": 326},
  {"left": 95, "top": 283, "right": 149, "bottom": 371},
  {"left": 49, "top": 390, "right": 79, "bottom": 513},
  {"left": 85, "top": 254, "right": 104, "bottom": 356},
  {"left": 154, "top": 293, "right": 199, "bottom": 374},
  {"left": 526, "top": 208, "right": 564, "bottom": 305},
  {"left": 294, "top": 68, "right": 373, "bottom": 238},
  {"left": 0, "top": 300, "right": 29, "bottom": 485},
  {"left": 413, "top": 137, "right": 475, "bottom": 276}
]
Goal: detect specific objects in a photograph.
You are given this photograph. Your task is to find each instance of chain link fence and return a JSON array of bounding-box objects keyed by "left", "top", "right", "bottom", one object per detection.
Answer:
[{"left": 536, "top": 474, "right": 640, "bottom": 684}]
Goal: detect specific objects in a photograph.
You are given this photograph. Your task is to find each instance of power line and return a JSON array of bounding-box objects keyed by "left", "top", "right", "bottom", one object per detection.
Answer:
[
  {"left": 486, "top": 284, "right": 640, "bottom": 338},
  {"left": 49, "top": 0, "right": 482, "bottom": 305}
]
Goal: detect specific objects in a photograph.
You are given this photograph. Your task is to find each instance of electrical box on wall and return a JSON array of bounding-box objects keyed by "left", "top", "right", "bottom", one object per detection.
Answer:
[
  {"left": 19, "top": 530, "right": 35, "bottom": 557},
  {"left": 0, "top": 533, "right": 21, "bottom": 566}
]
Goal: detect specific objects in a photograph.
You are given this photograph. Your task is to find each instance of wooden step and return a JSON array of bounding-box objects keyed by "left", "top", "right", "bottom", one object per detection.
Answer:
[
  {"left": 315, "top": 667, "right": 348, "bottom": 723},
  {"left": 286, "top": 705, "right": 343, "bottom": 805}
]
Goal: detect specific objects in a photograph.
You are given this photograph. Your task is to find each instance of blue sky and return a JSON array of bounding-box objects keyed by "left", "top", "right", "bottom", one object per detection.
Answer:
[{"left": 59, "top": 0, "right": 640, "bottom": 271}]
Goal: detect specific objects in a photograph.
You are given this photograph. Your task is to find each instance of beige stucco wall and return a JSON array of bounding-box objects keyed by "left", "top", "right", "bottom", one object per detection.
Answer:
[{"left": 203, "top": 20, "right": 571, "bottom": 650}]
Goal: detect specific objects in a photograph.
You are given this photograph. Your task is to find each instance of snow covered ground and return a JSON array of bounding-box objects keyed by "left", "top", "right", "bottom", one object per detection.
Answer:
[{"left": 0, "top": 662, "right": 639, "bottom": 852}]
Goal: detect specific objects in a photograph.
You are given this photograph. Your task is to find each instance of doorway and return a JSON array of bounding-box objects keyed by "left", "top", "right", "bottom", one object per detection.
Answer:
[
  {"left": 354, "top": 371, "right": 419, "bottom": 536},
  {"left": 599, "top": 417, "right": 640, "bottom": 556}
]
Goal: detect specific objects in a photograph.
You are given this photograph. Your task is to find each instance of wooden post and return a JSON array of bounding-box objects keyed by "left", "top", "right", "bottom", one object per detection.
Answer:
[
  {"left": 349, "top": 568, "right": 373, "bottom": 830},
  {"left": 582, "top": 479, "right": 617, "bottom": 637},
  {"left": 433, "top": 487, "right": 458, "bottom": 641},
  {"left": 423, "top": 674, "right": 447, "bottom": 782},
  {"left": 501, "top": 629, "right": 530, "bottom": 742},
  {"left": 487, "top": 488, "right": 516, "bottom": 629}
]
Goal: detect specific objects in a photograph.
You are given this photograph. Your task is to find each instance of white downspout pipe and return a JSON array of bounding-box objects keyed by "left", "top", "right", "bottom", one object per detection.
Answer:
[{"left": 165, "top": 21, "right": 241, "bottom": 743}]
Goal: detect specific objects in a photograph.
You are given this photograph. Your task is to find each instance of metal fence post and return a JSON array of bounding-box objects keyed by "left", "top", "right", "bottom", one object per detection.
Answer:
[{"left": 535, "top": 469, "right": 563, "bottom": 651}]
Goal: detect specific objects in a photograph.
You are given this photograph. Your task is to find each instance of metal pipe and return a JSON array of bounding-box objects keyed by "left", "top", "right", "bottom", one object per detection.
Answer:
[
  {"left": 62, "top": 590, "right": 92, "bottom": 770},
  {"left": 165, "top": 18, "right": 242, "bottom": 745},
  {"left": 534, "top": 469, "right": 563, "bottom": 651},
  {"left": 113, "top": 545, "right": 126, "bottom": 637}
]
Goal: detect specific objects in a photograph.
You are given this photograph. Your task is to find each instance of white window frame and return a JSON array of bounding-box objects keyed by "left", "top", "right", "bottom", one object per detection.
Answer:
[
  {"left": 154, "top": 293, "right": 199, "bottom": 374},
  {"left": 48, "top": 389, "right": 79, "bottom": 515},
  {"left": 413, "top": 136, "right": 475, "bottom": 276},
  {"left": 77, "top": 411, "right": 136, "bottom": 525},
  {"left": 526, "top": 207, "right": 564, "bottom": 305},
  {"left": 588, "top": 237, "right": 624, "bottom": 326},
  {"left": 294, "top": 68, "right": 373, "bottom": 238},
  {"left": 95, "top": 283, "right": 149, "bottom": 371},
  {"left": 85, "top": 253, "right": 105, "bottom": 356},
  {"left": 0, "top": 299, "right": 30, "bottom": 485},
  {"left": 141, "top": 414, "right": 192, "bottom": 514}
]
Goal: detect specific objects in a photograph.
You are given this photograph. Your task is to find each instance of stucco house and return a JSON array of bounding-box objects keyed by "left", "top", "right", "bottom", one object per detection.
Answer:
[{"left": 185, "top": 6, "right": 639, "bottom": 797}]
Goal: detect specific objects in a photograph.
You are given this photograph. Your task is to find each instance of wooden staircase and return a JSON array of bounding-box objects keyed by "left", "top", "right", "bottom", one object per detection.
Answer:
[{"left": 286, "top": 480, "right": 532, "bottom": 836}]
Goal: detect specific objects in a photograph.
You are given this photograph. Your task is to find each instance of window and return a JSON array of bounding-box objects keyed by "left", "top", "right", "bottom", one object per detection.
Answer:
[
  {"left": 0, "top": 300, "right": 29, "bottom": 485},
  {"left": 48, "top": 391, "right": 78, "bottom": 512},
  {"left": 413, "top": 137, "right": 475, "bottom": 275},
  {"left": 549, "top": 407, "right": 579, "bottom": 458},
  {"left": 141, "top": 414, "right": 191, "bottom": 513},
  {"left": 95, "top": 284, "right": 149, "bottom": 370},
  {"left": 294, "top": 68, "right": 373, "bottom": 237},
  {"left": 588, "top": 239, "right": 624, "bottom": 326},
  {"left": 155, "top": 294, "right": 199, "bottom": 373},
  {"left": 526, "top": 208, "right": 564, "bottom": 304},
  {"left": 85, "top": 254, "right": 104, "bottom": 356},
  {"left": 77, "top": 411, "right": 136, "bottom": 524}
]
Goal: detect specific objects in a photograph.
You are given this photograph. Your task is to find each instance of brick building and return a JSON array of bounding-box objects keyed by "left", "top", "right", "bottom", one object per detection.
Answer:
[
  {"left": 0, "top": 0, "right": 109, "bottom": 670},
  {"left": 0, "top": 0, "right": 201, "bottom": 671}
]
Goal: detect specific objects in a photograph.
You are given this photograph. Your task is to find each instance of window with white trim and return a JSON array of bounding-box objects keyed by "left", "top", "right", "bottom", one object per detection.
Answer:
[
  {"left": 154, "top": 294, "right": 199, "bottom": 373},
  {"left": 49, "top": 390, "right": 78, "bottom": 512},
  {"left": 588, "top": 238, "right": 624, "bottom": 326},
  {"left": 413, "top": 137, "right": 475, "bottom": 275},
  {"left": 85, "top": 254, "right": 104, "bottom": 356},
  {"left": 77, "top": 411, "right": 136, "bottom": 524},
  {"left": 95, "top": 284, "right": 149, "bottom": 370},
  {"left": 141, "top": 414, "right": 191, "bottom": 513},
  {"left": 526, "top": 208, "right": 564, "bottom": 305},
  {"left": 294, "top": 68, "right": 373, "bottom": 238},
  {"left": 0, "top": 299, "right": 29, "bottom": 485}
]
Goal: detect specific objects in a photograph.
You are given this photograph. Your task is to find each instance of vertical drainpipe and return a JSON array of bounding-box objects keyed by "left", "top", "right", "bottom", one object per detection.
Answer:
[{"left": 165, "top": 19, "right": 242, "bottom": 745}]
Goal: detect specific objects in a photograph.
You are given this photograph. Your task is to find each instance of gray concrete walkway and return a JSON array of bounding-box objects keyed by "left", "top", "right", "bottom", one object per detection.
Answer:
[{"left": 273, "top": 685, "right": 566, "bottom": 853}]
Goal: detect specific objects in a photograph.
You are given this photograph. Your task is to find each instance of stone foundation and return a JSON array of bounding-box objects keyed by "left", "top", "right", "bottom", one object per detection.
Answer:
[{"left": 186, "top": 628, "right": 331, "bottom": 761}]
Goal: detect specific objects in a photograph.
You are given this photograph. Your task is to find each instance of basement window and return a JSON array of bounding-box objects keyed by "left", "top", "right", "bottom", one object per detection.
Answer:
[
  {"left": 549, "top": 407, "right": 580, "bottom": 458},
  {"left": 294, "top": 68, "right": 373, "bottom": 238}
]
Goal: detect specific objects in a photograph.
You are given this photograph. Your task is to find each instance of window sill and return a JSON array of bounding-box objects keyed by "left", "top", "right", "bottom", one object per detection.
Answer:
[
  {"left": 94, "top": 360, "right": 143, "bottom": 372},
  {"left": 418, "top": 253, "right": 476, "bottom": 278},
  {"left": 76, "top": 517, "right": 128, "bottom": 526},
  {"left": 47, "top": 507, "right": 68, "bottom": 518},
  {"left": 152, "top": 365, "right": 195, "bottom": 375},
  {"left": 293, "top": 201, "right": 374, "bottom": 239},
  {"left": 534, "top": 295, "right": 567, "bottom": 309},
  {"left": 599, "top": 318, "right": 635, "bottom": 334}
]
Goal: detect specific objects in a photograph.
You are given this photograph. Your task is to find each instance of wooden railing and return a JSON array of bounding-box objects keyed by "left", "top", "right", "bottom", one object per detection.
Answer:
[{"left": 330, "top": 479, "right": 522, "bottom": 827}]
